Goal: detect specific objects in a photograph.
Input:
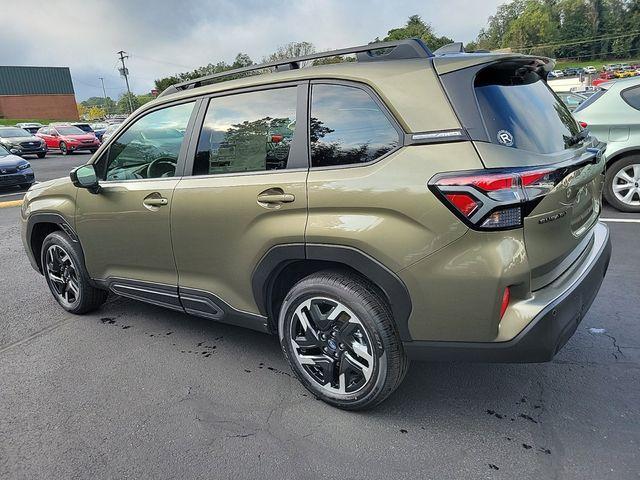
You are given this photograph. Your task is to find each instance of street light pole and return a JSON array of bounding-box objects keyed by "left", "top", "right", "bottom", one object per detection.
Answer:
[{"left": 117, "top": 50, "right": 134, "bottom": 114}]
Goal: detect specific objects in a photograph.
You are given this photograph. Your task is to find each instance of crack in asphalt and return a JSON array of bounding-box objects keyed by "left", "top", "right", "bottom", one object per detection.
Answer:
[{"left": 603, "top": 333, "right": 625, "bottom": 360}]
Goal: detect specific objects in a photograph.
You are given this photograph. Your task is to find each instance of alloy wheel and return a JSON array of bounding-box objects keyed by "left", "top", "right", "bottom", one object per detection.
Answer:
[
  {"left": 45, "top": 244, "right": 80, "bottom": 307},
  {"left": 59, "top": 142, "right": 67, "bottom": 155},
  {"left": 612, "top": 163, "right": 640, "bottom": 206},
  {"left": 288, "top": 297, "right": 375, "bottom": 395}
]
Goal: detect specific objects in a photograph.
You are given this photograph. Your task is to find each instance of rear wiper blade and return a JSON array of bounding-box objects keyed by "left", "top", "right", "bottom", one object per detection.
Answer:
[{"left": 565, "top": 129, "right": 589, "bottom": 147}]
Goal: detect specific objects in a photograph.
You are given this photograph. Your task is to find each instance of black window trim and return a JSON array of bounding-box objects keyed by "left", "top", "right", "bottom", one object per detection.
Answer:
[
  {"left": 621, "top": 84, "right": 640, "bottom": 111},
  {"left": 307, "top": 79, "right": 406, "bottom": 171},
  {"left": 91, "top": 96, "right": 201, "bottom": 184},
  {"left": 181, "top": 80, "right": 310, "bottom": 179}
]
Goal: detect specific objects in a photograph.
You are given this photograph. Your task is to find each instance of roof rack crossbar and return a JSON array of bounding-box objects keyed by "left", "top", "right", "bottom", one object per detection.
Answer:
[{"left": 159, "top": 38, "right": 432, "bottom": 97}]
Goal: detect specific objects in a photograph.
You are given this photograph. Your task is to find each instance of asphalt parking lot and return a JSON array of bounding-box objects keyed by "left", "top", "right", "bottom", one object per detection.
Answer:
[{"left": 1, "top": 153, "right": 639, "bottom": 479}]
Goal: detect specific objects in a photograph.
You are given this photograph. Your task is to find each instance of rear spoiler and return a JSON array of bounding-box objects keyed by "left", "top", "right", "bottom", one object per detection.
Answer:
[{"left": 433, "top": 53, "right": 555, "bottom": 76}]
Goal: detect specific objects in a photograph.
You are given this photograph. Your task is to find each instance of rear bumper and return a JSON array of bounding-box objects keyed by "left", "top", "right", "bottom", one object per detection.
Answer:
[{"left": 404, "top": 222, "right": 611, "bottom": 363}]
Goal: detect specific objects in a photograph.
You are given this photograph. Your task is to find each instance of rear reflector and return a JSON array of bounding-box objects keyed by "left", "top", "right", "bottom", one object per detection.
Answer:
[
  {"left": 500, "top": 287, "right": 510, "bottom": 319},
  {"left": 578, "top": 121, "right": 588, "bottom": 128}
]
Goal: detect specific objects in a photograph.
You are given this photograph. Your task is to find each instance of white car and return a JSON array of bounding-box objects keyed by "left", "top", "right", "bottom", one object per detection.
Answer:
[
  {"left": 583, "top": 66, "right": 597, "bottom": 75},
  {"left": 550, "top": 70, "right": 564, "bottom": 78}
]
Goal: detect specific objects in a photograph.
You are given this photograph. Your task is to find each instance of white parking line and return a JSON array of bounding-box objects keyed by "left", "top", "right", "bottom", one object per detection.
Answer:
[{"left": 600, "top": 218, "right": 640, "bottom": 223}]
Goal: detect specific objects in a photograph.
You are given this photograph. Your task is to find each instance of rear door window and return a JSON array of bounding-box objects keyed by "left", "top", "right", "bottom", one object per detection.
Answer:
[
  {"left": 475, "top": 65, "right": 581, "bottom": 153},
  {"left": 309, "top": 84, "right": 400, "bottom": 168}
]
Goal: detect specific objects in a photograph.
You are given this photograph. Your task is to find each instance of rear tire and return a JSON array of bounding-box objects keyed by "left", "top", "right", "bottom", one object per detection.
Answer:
[
  {"left": 279, "top": 270, "right": 409, "bottom": 410},
  {"left": 604, "top": 156, "right": 640, "bottom": 212},
  {"left": 41, "top": 231, "right": 107, "bottom": 314}
]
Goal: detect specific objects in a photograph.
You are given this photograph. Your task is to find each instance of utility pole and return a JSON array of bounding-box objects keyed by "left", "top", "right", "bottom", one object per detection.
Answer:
[
  {"left": 117, "top": 50, "right": 134, "bottom": 114},
  {"left": 98, "top": 77, "right": 109, "bottom": 114}
]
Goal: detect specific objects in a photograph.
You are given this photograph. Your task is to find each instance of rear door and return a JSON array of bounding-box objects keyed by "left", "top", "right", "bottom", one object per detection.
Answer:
[
  {"left": 171, "top": 83, "right": 308, "bottom": 320},
  {"left": 438, "top": 58, "right": 605, "bottom": 289}
]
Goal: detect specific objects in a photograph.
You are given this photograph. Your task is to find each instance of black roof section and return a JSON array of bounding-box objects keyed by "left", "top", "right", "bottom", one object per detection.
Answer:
[
  {"left": 0, "top": 66, "right": 75, "bottom": 96},
  {"left": 159, "top": 38, "right": 433, "bottom": 97}
]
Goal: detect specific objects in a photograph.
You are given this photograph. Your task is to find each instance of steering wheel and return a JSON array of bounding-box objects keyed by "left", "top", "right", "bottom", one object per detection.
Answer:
[{"left": 147, "top": 157, "right": 176, "bottom": 178}]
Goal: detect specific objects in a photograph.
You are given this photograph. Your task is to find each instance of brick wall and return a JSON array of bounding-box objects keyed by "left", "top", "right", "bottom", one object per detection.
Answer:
[{"left": 0, "top": 94, "right": 79, "bottom": 120}]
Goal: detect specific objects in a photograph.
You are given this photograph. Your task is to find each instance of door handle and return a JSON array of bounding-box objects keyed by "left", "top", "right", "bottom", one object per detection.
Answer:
[
  {"left": 257, "top": 193, "right": 295, "bottom": 204},
  {"left": 143, "top": 196, "right": 168, "bottom": 207},
  {"left": 257, "top": 188, "right": 296, "bottom": 206}
]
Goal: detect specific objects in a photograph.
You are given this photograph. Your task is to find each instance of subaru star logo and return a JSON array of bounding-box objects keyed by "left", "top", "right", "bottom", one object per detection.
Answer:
[
  {"left": 1, "top": 169, "right": 6, "bottom": 174},
  {"left": 497, "top": 130, "right": 514, "bottom": 147}
]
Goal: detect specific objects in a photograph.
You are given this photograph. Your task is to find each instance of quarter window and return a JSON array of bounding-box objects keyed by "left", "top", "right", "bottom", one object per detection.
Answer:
[
  {"left": 622, "top": 86, "right": 640, "bottom": 111},
  {"left": 102, "top": 101, "right": 194, "bottom": 181},
  {"left": 309, "top": 84, "right": 400, "bottom": 168},
  {"left": 193, "top": 87, "right": 297, "bottom": 175}
]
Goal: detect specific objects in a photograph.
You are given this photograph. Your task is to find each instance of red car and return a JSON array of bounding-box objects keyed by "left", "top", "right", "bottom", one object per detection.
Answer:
[{"left": 37, "top": 124, "right": 100, "bottom": 155}]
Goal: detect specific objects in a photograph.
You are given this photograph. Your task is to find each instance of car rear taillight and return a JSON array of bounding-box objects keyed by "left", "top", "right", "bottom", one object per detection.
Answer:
[
  {"left": 578, "top": 121, "right": 588, "bottom": 128},
  {"left": 429, "top": 166, "right": 566, "bottom": 230}
]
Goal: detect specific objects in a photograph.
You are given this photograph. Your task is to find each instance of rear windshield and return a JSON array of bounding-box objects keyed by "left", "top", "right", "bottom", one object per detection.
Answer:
[
  {"left": 573, "top": 89, "right": 607, "bottom": 113},
  {"left": 475, "top": 64, "right": 581, "bottom": 154}
]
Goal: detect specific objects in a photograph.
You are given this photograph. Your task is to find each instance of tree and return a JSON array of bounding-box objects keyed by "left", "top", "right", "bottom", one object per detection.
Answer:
[
  {"left": 262, "top": 41, "right": 316, "bottom": 63},
  {"left": 382, "top": 15, "right": 454, "bottom": 51},
  {"left": 87, "top": 106, "right": 106, "bottom": 121},
  {"left": 117, "top": 92, "right": 140, "bottom": 114},
  {"left": 77, "top": 103, "right": 87, "bottom": 119}
]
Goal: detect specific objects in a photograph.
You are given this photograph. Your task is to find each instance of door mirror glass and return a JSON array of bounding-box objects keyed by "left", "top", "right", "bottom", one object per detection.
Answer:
[{"left": 71, "top": 164, "right": 100, "bottom": 193}]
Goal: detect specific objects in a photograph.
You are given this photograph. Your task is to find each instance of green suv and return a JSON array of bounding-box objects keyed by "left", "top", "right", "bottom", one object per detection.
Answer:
[{"left": 21, "top": 40, "right": 611, "bottom": 410}]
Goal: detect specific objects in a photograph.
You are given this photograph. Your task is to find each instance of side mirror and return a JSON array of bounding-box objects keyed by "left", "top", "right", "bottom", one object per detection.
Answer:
[{"left": 70, "top": 164, "right": 100, "bottom": 194}]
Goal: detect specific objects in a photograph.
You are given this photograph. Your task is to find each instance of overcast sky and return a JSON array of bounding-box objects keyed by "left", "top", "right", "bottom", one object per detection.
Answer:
[{"left": 1, "top": 0, "right": 504, "bottom": 101}]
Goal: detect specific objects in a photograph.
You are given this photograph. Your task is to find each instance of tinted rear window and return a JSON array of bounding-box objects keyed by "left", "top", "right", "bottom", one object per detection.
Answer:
[
  {"left": 621, "top": 85, "right": 640, "bottom": 110},
  {"left": 573, "top": 89, "right": 606, "bottom": 113},
  {"left": 475, "top": 64, "right": 581, "bottom": 154}
]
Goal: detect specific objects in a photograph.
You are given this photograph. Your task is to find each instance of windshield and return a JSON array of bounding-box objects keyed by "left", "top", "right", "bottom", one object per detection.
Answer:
[
  {"left": 0, "top": 127, "right": 31, "bottom": 138},
  {"left": 56, "top": 126, "right": 85, "bottom": 135},
  {"left": 0, "top": 144, "right": 9, "bottom": 156},
  {"left": 475, "top": 65, "right": 581, "bottom": 154}
]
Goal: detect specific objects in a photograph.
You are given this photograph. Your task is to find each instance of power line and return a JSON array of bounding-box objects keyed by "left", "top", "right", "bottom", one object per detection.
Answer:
[{"left": 129, "top": 53, "right": 192, "bottom": 69}]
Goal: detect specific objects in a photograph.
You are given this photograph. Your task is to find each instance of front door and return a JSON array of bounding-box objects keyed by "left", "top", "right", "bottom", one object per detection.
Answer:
[
  {"left": 171, "top": 84, "right": 308, "bottom": 321},
  {"left": 75, "top": 100, "right": 197, "bottom": 307}
]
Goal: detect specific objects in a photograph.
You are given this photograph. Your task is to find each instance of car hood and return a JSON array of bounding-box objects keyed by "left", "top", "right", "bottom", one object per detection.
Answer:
[
  {"left": 0, "top": 135, "right": 42, "bottom": 143},
  {"left": 0, "top": 154, "right": 28, "bottom": 168},
  {"left": 29, "top": 176, "right": 69, "bottom": 191},
  {"left": 63, "top": 134, "right": 96, "bottom": 141}
]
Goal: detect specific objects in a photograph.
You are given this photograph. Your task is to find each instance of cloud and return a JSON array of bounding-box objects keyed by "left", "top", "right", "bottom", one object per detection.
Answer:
[{"left": 1, "top": 0, "right": 503, "bottom": 100}]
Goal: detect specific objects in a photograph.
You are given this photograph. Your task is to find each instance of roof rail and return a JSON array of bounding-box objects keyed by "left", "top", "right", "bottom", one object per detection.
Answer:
[{"left": 158, "top": 38, "right": 433, "bottom": 97}]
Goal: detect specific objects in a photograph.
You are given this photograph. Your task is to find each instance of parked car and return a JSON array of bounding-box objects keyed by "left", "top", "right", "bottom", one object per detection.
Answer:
[
  {"left": 574, "top": 77, "right": 640, "bottom": 211},
  {"left": 99, "top": 123, "right": 120, "bottom": 143},
  {"left": 557, "top": 91, "right": 588, "bottom": 111},
  {"left": 0, "top": 126, "right": 47, "bottom": 158},
  {"left": 15, "top": 122, "right": 44, "bottom": 134},
  {"left": 90, "top": 122, "right": 108, "bottom": 141},
  {"left": 36, "top": 124, "right": 100, "bottom": 155},
  {"left": 21, "top": 40, "right": 611, "bottom": 410},
  {"left": 0, "top": 143, "right": 35, "bottom": 189},
  {"left": 583, "top": 66, "right": 597, "bottom": 75},
  {"left": 550, "top": 69, "right": 564, "bottom": 78},
  {"left": 72, "top": 122, "right": 97, "bottom": 136},
  {"left": 563, "top": 67, "right": 580, "bottom": 77}
]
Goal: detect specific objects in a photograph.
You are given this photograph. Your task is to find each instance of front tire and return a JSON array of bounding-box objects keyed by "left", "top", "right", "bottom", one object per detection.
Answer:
[
  {"left": 41, "top": 231, "right": 108, "bottom": 314},
  {"left": 37, "top": 152, "right": 46, "bottom": 159},
  {"left": 279, "top": 270, "right": 408, "bottom": 410},
  {"left": 59, "top": 142, "right": 68, "bottom": 155},
  {"left": 604, "top": 156, "right": 640, "bottom": 212}
]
